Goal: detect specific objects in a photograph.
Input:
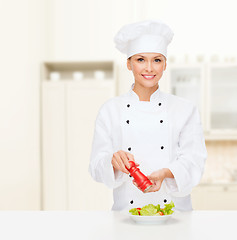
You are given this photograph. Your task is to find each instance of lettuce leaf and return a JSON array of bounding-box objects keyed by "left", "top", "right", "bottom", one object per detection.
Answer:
[
  {"left": 129, "top": 208, "right": 139, "bottom": 215},
  {"left": 162, "top": 201, "right": 175, "bottom": 215},
  {"left": 140, "top": 204, "right": 157, "bottom": 216},
  {"left": 155, "top": 204, "right": 161, "bottom": 211}
]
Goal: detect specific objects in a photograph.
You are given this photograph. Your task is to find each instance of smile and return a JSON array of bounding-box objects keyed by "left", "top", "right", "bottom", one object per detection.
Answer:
[{"left": 142, "top": 74, "right": 156, "bottom": 80}]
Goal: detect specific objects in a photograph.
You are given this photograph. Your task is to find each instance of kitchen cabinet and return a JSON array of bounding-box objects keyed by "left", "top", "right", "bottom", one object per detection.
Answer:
[
  {"left": 47, "top": 0, "right": 135, "bottom": 60},
  {"left": 166, "top": 62, "right": 237, "bottom": 140},
  {"left": 191, "top": 184, "right": 237, "bottom": 210},
  {"left": 66, "top": 82, "right": 114, "bottom": 210},
  {"left": 166, "top": 63, "right": 206, "bottom": 125},
  {"left": 41, "top": 61, "right": 115, "bottom": 210},
  {"left": 207, "top": 64, "right": 237, "bottom": 132}
]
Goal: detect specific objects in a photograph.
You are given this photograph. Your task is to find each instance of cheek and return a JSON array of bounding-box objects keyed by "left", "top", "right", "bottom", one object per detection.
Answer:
[
  {"left": 132, "top": 64, "right": 142, "bottom": 74},
  {"left": 156, "top": 64, "right": 165, "bottom": 72}
]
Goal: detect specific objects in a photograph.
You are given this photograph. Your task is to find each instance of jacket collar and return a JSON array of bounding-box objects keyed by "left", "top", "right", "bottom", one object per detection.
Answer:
[{"left": 128, "top": 83, "right": 161, "bottom": 103}]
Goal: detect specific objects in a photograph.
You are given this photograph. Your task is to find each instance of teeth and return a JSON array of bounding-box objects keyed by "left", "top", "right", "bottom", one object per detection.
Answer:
[{"left": 143, "top": 75, "right": 155, "bottom": 79}]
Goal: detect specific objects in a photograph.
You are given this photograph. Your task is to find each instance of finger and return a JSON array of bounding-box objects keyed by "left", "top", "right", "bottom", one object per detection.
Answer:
[
  {"left": 132, "top": 180, "right": 143, "bottom": 191},
  {"left": 132, "top": 181, "right": 137, "bottom": 187},
  {"left": 125, "top": 152, "right": 135, "bottom": 162},
  {"left": 148, "top": 181, "right": 162, "bottom": 192},
  {"left": 155, "top": 181, "right": 162, "bottom": 191},
  {"left": 132, "top": 180, "right": 138, "bottom": 187},
  {"left": 112, "top": 154, "right": 129, "bottom": 174},
  {"left": 150, "top": 180, "right": 155, "bottom": 185},
  {"left": 117, "top": 155, "right": 130, "bottom": 174},
  {"left": 119, "top": 151, "right": 131, "bottom": 170},
  {"left": 112, "top": 153, "right": 121, "bottom": 169},
  {"left": 111, "top": 158, "right": 121, "bottom": 172},
  {"left": 145, "top": 181, "right": 157, "bottom": 192},
  {"left": 146, "top": 185, "right": 159, "bottom": 193},
  {"left": 118, "top": 161, "right": 130, "bottom": 174},
  {"left": 146, "top": 179, "right": 155, "bottom": 187},
  {"left": 125, "top": 152, "right": 139, "bottom": 167}
]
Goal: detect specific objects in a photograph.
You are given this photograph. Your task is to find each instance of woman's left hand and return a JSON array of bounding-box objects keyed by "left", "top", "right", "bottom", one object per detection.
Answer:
[
  {"left": 132, "top": 168, "right": 173, "bottom": 193},
  {"left": 146, "top": 169, "right": 166, "bottom": 192}
]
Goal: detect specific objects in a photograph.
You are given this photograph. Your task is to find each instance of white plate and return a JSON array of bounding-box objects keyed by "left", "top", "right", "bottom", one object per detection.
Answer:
[{"left": 122, "top": 211, "right": 174, "bottom": 224}]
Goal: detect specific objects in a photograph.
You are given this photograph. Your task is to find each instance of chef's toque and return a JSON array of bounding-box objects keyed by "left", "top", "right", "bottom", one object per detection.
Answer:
[{"left": 113, "top": 19, "right": 174, "bottom": 59}]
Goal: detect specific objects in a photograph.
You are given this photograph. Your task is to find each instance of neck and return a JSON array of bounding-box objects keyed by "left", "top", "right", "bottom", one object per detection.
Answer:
[{"left": 133, "top": 83, "right": 159, "bottom": 101}]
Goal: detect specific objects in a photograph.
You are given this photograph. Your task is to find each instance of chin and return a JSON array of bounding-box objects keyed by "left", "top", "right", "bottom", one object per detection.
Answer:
[{"left": 141, "top": 81, "right": 158, "bottom": 88}]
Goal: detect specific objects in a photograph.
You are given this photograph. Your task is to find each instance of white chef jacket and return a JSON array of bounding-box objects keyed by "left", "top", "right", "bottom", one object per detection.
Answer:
[{"left": 89, "top": 83, "right": 207, "bottom": 211}]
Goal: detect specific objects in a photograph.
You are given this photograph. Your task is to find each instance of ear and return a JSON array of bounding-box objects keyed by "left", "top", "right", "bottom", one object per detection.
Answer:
[
  {"left": 127, "top": 58, "right": 132, "bottom": 71},
  {"left": 163, "top": 60, "right": 167, "bottom": 71}
]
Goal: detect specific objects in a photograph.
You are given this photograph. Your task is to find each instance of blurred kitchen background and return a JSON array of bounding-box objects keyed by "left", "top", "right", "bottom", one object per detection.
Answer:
[{"left": 0, "top": 0, "right": 237, "bottom": 210}]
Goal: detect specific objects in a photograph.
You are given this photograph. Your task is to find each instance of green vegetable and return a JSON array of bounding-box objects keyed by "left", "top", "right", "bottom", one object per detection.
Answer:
[
  {"left": 129, "top": 201, "right": 175, "bottom": 216},
  {"left": 162, "top": 201, "right": 175, "bottom": 215},
  {"left": 129, "top": 208, "right": 139, "bottom": 215},
  {"left": 155, "top": 204, "right": 165, "bottom": 215},
  {"left": 140, "top": 204, "right": 157, "bottom": 216}
]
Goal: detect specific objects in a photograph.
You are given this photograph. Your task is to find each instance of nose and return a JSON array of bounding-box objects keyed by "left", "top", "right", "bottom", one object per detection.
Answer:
[{"left": 145, "top": 61, "right": 153, "bottom": 72}]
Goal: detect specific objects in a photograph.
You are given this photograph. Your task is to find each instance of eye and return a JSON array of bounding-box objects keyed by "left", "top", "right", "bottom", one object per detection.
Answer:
[
  {"left": 137, "top": 58, "right": 144, "bottom": 62},
  {"left": 155, "top": 59, "right": 161, "bottom": 62}
]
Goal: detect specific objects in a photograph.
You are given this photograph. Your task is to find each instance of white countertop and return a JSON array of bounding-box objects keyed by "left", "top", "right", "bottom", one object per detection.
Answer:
[{"left": 0, "top": 210, "right": 236, "bottom": 240}]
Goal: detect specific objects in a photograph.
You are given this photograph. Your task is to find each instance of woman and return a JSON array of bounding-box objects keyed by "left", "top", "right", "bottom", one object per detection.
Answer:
[{"left": 89, "top": 19, "right": 207, "bottom": 211}]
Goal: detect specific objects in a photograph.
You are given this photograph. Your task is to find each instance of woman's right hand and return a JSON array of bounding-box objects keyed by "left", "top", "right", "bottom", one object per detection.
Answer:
[{"left": 111, "top": 150, "right": 139, "bottom": 174}]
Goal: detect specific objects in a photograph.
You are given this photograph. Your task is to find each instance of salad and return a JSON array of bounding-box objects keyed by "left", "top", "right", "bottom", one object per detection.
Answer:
[{"left": 129, "top": 201, "right": 175, "bottom": 216}]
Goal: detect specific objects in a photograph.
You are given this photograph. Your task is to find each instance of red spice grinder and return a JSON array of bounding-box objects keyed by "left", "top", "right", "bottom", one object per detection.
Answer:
[{"left": 127, "top": 161, "right": 153, "bottom": 193}]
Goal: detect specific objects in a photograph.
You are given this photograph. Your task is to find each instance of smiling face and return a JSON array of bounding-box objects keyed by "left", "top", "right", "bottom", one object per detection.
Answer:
[{"left": 127, "top": 52, "right": 167, "bottom": 89}]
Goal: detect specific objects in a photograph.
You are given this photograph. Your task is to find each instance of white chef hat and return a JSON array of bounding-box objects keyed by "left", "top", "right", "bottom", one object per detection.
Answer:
[{"left": 114, "top": 19, "right": 174, "bottom": 59}]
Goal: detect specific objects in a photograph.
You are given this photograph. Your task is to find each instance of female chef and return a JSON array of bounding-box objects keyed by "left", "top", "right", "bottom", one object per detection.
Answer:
[{"left": 89, "top": 19, "right": 207, "bottom": 211}]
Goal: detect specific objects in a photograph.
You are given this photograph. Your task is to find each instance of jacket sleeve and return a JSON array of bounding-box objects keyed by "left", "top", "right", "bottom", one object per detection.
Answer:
[
  {"left": 165, "top": 105, "right": 207, "bottom": 197},
  {"left": 88, "top": 106, "right": 127, "bottom": 189}
]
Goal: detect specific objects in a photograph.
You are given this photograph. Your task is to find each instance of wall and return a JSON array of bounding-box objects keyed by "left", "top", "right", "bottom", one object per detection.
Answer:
[
  {"left": 46, "top": 0, "right": 136, "bottom": 61},
  {"left": 47, "top": 0, "right": 237, "bottom": 61},
  {"left": 0, "top": 0, "right": 46, "bottom": 209}
]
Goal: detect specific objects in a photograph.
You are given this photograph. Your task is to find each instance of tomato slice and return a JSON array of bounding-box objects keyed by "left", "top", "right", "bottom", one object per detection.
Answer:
[{"left": 137, "top": 208, "right": 141, "bottom": 215}]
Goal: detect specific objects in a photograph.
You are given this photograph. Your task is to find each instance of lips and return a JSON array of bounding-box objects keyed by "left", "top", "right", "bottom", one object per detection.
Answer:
[{"left": 142, "top": 74, "right": 156, "bottom": 80}]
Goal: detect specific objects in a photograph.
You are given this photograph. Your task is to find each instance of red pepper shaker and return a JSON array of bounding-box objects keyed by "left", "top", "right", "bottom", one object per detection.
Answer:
[{"left": 127, "top": 161, "right": 153, "bottom": 193}]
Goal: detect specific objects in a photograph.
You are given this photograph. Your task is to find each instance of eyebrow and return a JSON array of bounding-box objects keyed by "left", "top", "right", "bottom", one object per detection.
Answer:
[{"left": 137, "top": 54, "right": 163, "bottom": 58}]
